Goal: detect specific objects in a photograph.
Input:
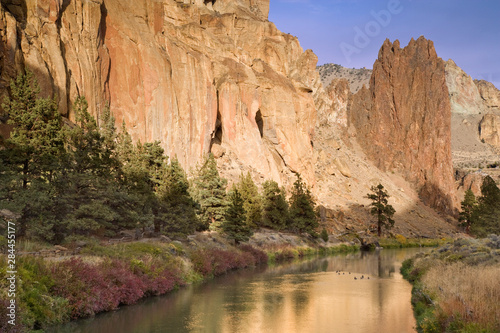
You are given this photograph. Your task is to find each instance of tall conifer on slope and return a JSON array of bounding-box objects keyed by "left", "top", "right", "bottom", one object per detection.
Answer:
[
  {"left": 236, "top": 172, "right": 262, "bottom": 228},
  {"left": 366, "top": 184, "right": 395, "bottom": 237},
  {"left": 261, "top": 180, "right": 288, "bottom": 230},
  {"left": 191, "top": 154, "right": 228, "bottom": 231},
  {"left": 2, "top": 70, "right": 65, "bottom": 188},
  {"left": 288, "top": 174, "right": 317, "bottom": 234},
  {"left": 223, "top": 188, "right": 252, "bottom": 244},
  {"left": 158, "top": 157, "right": 199, "bottom": 236},
  {"left": 471, "top": 176, "right": 500, "bottom": 236},
  {"left": 0, "top": 70, "right": 65, "bottom": 238}
]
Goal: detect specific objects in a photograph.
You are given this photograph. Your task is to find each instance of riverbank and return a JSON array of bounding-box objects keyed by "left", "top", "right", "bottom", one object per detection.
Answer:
[
  {"left": 0, "top": 230, "right": 443, "bottom": 332},
  {"left": 401, "top": 235, "right": 500, "bottom": 333}
]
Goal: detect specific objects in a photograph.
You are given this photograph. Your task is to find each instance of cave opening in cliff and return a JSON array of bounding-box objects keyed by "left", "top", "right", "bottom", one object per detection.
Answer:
[
  {"left": 210, "top": 111, "right": 223, "bottom": 152},
  {"left": 204, "top": 0, "right": 216, "bottom": 5},
  {"left": 255, "top": 110, "right": 264, "bottom": 138}
]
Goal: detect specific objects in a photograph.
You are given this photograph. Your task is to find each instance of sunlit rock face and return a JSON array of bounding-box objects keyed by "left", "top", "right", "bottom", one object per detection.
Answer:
[
  {"left": 445, "top": 59, "right": 486, "bottom": 115},
  {"left": 0, "top": 0, "right": 324, "bottom": 185},
  {"left": 475, "top": 79, "right": 500, "bottom": 111},
  {"left": 348, "top": 37, "right": 457, "bottom": 214},
  {"left": 479, "top": 114, "right": 500, "bottom": 147}
]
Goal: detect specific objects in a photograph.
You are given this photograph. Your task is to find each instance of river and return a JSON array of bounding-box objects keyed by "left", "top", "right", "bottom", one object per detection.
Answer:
[{"left": 48, "top": 247, "right": 424, "bottom": 333}]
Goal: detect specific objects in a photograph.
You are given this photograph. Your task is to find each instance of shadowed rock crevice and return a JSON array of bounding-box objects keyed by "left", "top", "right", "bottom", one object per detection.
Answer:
[{"left": 255, "top": 109, "right": 263, "bottom": 138}]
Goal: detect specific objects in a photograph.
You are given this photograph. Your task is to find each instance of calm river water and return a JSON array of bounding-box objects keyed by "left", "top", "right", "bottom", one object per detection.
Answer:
[{"left": 49, "top": 248, "right": 425, "bottom": 333}]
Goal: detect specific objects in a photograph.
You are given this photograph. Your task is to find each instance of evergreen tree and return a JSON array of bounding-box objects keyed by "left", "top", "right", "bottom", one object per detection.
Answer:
[
  {"left": 116, "top": 124, "right": 156, "bottom": 231},
  {"left": 2, "top": 70, "right": 65, "bottom": 187},
  {"left": 366, "top": 184, "right": 395, "bottom": 237},
  {"left": 222, "top": 188, "right": 252, "bottom": 244},
  {"left": 158, "top": 157, "right": 199, "bottom": 236},
  {"left": 134, "top": 141, "right": 168, "bottom": 233},
  {"left": 261, "top": 180, "right": 289, "bottom": 230},
  {"left": 236, "top": 172, "right": 262, "bottom": 228},
  {"left": 56, "top": 97, "right": 136, "bottom": 239},
  {"left": 471, "top": 176, "right": 500, "bottom": 236},
  {"left": 288, "top": 174, "right": 317, "bottom": 234},
  {"left": 0, "top": 71, "right": 65, "bottom": 238},
  {"left": 458, "top": 189, "right": 478, "bottom": 234},
  {"left": 191, "top": 154, "right": 228, "bottom": 231}
]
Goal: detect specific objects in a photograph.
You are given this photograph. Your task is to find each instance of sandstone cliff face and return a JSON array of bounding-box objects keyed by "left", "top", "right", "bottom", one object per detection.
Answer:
[
  {"left": 348, "top": 37, "right": 456, "bottom": 214},
  {"left": 0, "top": 0, "right": 323, "bottom": 185},
  {"left": 475, "top": 79, "right": 500, "bottom": 110},
  {"left": 445, "top": 60, "right": 485, "bottom": 115},
  {"left": 479, "top": 114, "right": 500, "bottom": 146}
]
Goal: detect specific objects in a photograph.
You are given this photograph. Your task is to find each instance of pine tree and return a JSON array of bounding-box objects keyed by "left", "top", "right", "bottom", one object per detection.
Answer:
[
  {"left": 236, "top": 172, "right": 262, "bottom": 228},
  {"left": 261, "top": 180, "right": 289, "bottom": 230},
  {"left": 458, "top": 189, "right": 478, "bottom": 234},
  {"left": 115, "top": 125, "right": 156, "bottom": 231},
  {"left": 1, "top": 70, "right": 65, "bottom": 238},
  {"left": 288, "top": 174, "right": 317, "bottom": 234},
  {"left": 134, "top": 141, "right": 168, "bottom": 233},
  {"left": 3, "top": 70, "right": 65, "bottom": 187},
  {"left": 222, "top": 188, "right": 252, "bottom": 244},
  {"left": 58, "top": 97, "right": 136, "bottom": 238},
  {"left": 366, "top": 184, "right": 395, "bottom": 237},
  {"left": 158, "top": 157, "right": 199, "bottom": 236},
  {"left": 471, "top": 176, "right": 500, "bottom": 236},
  {"left": 191, "top": 154, "right": 228, "bottom": 231}
]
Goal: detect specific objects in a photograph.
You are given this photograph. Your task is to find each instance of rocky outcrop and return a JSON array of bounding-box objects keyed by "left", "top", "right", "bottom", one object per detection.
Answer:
[
  {"left": 445, "top": 60, "right": 485, "bottom": 115},
  {"left": 348, "top": 37, "right": 456, "bottom": 214},
  {"left": 460, "top": 171, "right": 486, "bottom": 198},
  {"left": 475, "top": 79, "right": 500, "bottom": 111},
  {"left": 479, "top": 114, "right": 500, "bottom": 147},
  {"left": 0, "top": 0, "right": 324, "bottom": 185},
  {"left": 323, "top": 78, "right": 350, "bottom": 128}
]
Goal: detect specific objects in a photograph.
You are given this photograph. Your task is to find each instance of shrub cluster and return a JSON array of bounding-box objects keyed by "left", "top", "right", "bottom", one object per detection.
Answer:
[{"left": 190, "top": 245, "right": 267, "bottom": 277}]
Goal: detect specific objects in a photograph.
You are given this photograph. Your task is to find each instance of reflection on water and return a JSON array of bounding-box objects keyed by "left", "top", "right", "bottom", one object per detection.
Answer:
[{"left": 49, "top": 248, "right": 425, "bottom": 333}]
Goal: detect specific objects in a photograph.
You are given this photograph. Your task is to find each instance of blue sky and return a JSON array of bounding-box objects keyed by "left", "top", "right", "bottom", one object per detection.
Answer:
[{"left": 269, "top": 0, "right": 500, "bottom": 88}]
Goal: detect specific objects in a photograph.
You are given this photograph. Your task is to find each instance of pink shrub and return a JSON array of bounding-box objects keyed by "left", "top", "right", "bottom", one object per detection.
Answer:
[
  {"left": 141, "top": 263, "right": 183, "bottom": 296},
  {"left": 51, "top": 258, "right": 146, "bottom": 318},
  {"left": 239, "top": 244, "right": 268, "bottom": 264},
  {"left": 51, "top": 258, "right": 115, "bottom": 318},
  {"left": 191, "top": 249, "right": 214, "bottom": 276},
  {"left": 101, "top": 260, "right": 145, "bottom": 305},
  {"left": 191, "top": 247, "right": 265, "bottom": 277}
]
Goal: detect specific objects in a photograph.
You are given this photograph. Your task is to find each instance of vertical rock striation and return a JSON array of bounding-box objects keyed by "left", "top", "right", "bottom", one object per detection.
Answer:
[{"left": 348, "top": 37, "right": 457, "bottom": 214}]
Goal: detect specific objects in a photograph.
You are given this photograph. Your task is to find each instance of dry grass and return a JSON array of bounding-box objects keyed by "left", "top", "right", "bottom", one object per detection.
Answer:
[{"left": 423, "top": 262, "right": 500, "bottom": 330}]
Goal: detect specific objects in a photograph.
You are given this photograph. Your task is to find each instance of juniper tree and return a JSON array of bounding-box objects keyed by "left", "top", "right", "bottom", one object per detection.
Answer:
[
  {"left": 288, "top": 174, "right": 317, "bottom": 234},
  {"left": 366, "top": 184, "right": 395, "bottom": 237},
  {"left": 261, "top": 180, "right": 289, "bottom": 230},
  {"left": 222, "top": 188, "right": 252, "bottom": 244},
  {"left": 191, "top": 154, "right": 228, "bottom": 231}
]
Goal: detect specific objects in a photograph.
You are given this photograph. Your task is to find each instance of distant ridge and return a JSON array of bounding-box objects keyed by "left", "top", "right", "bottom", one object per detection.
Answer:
[{"left": 317, "top": 63, "right": 372, "bottom": 93}]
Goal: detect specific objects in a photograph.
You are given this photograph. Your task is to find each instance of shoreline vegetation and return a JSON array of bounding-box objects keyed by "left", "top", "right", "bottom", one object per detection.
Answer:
[
  {"left": 0, "top": 231, "right": 443, "bottom": 333},
  {"left": 401, "top": 235, "right": 500, "bottom": 333}
]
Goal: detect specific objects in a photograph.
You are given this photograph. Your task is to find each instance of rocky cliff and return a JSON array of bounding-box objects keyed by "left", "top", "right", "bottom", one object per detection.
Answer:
[
  {"left": 445, "top": 59, "right": 486, "bottom": 115},
  {"left": 347, "top": 37, "right": 456, "bottom": 214},
  {"left": 0, "top": 0, "right": 325, "bottom": 185},
  {"left": 1, "top": 1, "right": 466, "bottom": 237},
  {"left": 475, "top": 79, "right": 500, "bottom": 111}
]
